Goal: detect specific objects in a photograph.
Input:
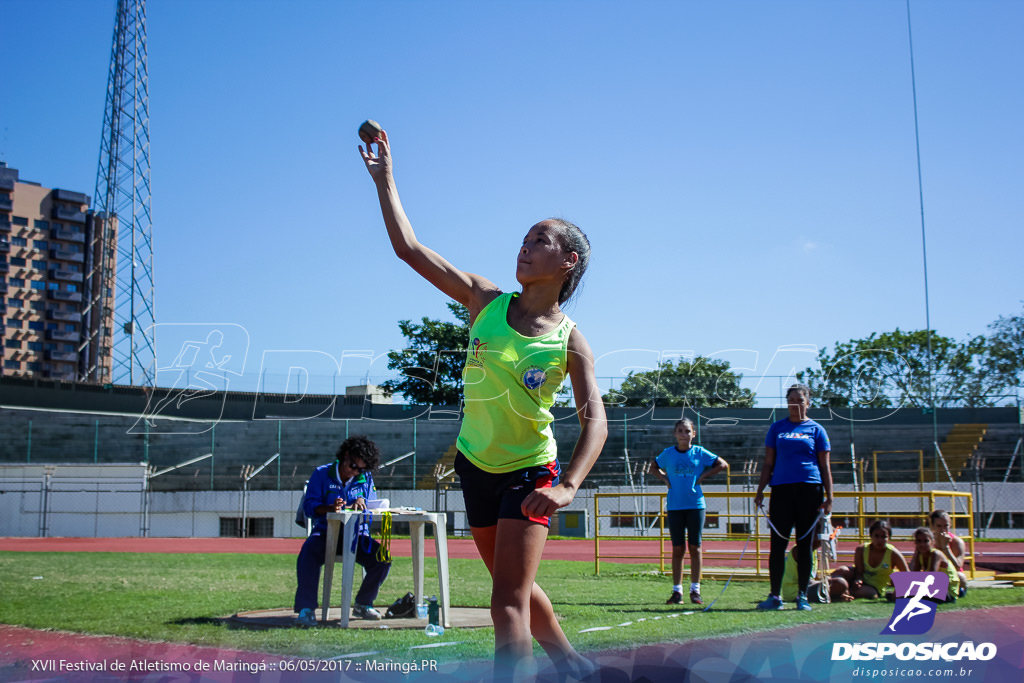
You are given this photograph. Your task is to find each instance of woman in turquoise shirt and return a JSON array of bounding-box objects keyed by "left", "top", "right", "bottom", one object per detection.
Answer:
[{"left": 650, "top": 418, "right": 728, "bottom": 606}]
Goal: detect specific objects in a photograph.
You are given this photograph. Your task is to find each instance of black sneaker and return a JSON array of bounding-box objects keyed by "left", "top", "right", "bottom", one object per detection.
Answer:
[
  {"left": 690, "top": 590, "right": 703, "bottom": 605},
  {"left": 666, "top": 591, "right": 683, "bottom": 605}
]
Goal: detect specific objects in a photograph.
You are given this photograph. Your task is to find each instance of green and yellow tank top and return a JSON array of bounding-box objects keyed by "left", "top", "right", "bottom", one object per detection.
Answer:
[
  {"left": 781, "top": 547, "right": 819, "bottom": 602},
  {"left": 456, "top": 292, "right": 575, "bottom": 473},
  {"left": 862, "top": 543, "right": 897, "bottom": 593},
  {"left": 915, "top": 549, "right": 960, "bottom": 600}
]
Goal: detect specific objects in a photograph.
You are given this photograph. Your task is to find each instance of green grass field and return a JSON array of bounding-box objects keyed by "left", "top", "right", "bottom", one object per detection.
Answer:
[{"left": 2, "top": 551, "right": 1022, "bottom": 664}]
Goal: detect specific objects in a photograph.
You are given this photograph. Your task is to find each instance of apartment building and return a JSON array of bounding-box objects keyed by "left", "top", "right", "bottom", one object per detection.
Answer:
[{"left": 0, "top": 162, "right": 113, "bottom": 382}]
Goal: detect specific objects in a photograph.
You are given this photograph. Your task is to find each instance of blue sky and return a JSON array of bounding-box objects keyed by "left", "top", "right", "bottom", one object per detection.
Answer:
[{"left": 4, "top": 0, "right": 1022, "bottom": 405}]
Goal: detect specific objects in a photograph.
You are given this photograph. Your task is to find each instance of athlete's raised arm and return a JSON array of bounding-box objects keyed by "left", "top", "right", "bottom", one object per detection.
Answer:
[{"left": 360, "top": 130, "right": 500, "bottom": 320}]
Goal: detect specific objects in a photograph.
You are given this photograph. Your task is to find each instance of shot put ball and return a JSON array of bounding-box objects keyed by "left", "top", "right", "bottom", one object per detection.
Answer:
[{"left": 359, "top": 119, "right": 383, "bottom": 145}]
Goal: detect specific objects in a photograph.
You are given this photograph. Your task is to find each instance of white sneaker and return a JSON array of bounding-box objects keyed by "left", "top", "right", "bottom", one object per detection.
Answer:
[
  {"left": 296, "top": 608, "right": 317, "bottom": 627},
  {"left": 352, "top": 604, "right": 382, "bottom": 620}
]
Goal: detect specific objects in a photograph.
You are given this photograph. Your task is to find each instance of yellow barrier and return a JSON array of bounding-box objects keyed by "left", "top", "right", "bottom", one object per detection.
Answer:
[
  {"left": 871, "top": 450, "right": 925, "bottom": 495},
  {"left": 593, "top": 490, "right": 975, "bottom": 580}
]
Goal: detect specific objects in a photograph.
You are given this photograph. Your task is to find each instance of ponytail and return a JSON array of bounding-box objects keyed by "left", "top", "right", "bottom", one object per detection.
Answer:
[{"left": 550, "top": 218, "right": 591, "bottom": 306}]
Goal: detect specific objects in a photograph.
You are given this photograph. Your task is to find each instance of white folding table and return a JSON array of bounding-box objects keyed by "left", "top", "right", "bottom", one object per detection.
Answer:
[{"left": 322, "top": 509, "right": 451, "bottom": 628}]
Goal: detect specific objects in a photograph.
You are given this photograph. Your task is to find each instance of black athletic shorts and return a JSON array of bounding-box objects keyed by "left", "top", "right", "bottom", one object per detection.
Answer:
[
  {"left": 667, "top": 508, "right": 706, "bottom": 547},
  {"left": 454, "top": 451, "right": 560, "bottom": 528}
]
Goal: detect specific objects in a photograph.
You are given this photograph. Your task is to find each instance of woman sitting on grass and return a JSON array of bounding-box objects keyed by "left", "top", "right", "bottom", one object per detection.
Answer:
[
  {"left": 781, "top": 532, "right": 853, "bottom": 604},
  {"left": 909, "top": 526, "right": 960, "bottom": 602},
  {"left": 832, "top": 520, "right": 908, "bottom": 600}
]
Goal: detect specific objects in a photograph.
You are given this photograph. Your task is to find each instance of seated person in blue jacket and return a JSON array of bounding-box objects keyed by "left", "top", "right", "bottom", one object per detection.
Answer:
[{"left": 294, "top": 435, "right": 390, "bottom": 626}]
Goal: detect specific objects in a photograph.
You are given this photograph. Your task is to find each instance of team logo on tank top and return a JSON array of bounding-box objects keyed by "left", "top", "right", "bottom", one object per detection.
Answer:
[
  {"left": 467, "top": 338, "right": 488, "bottom": 368},
  {"left": 522, "top": 367, "right": 547, "bottom": 390}
]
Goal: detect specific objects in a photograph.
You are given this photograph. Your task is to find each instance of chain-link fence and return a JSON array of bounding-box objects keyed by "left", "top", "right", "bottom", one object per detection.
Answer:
[
  {"left": 3, "top": 469, "right": 1023, "bottom": 541},
  {"left": 1, "top": 398, "right": 1021, "bottom": 538}
]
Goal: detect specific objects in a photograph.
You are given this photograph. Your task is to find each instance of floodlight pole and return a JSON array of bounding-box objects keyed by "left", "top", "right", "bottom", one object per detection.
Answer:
[
  {"left": 906, "top": 0, "right": 940, "bottom": 475},
  {"left": 87, "top": 0, "right": 155, "bottom": 386}
]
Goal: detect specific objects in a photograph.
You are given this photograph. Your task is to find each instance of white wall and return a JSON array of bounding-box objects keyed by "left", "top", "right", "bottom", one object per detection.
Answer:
[{"left": 1, "top": 464, "right": 1022, "bottom": 540}]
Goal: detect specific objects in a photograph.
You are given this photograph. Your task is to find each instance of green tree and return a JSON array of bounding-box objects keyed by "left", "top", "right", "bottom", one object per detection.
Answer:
[
  {"left": 605, "top": 357, "right": 755, "bottom": 408},
  {"left": 983, "top": 303, "right": 1024, "bottom": 392},
  {"left": 797, "top": 329, "right": 1006, "bottom": 409},
  {"left": 380, "top": 302, "right": 469, "bottom": 405}
]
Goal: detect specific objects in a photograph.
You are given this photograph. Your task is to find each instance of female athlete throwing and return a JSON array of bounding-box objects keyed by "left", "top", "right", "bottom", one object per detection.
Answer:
[{"left": 361, "top": 130, "right": 607, "bottom": 680}]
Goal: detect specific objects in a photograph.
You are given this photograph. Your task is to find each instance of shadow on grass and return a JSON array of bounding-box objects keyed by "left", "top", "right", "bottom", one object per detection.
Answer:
[
  {"left": 612, "top": 605, "right": 791, "bottom": 615},
  {"left": 169, "top": 616, "right": 287, "bottom": 631}
]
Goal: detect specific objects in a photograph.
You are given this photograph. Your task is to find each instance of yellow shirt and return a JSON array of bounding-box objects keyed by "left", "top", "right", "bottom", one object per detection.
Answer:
[
  {"left": 914, "top": 548, "right": 960, "bottom": 600},
  {"left": 861, "top": 543, "right": 897, "bottom": 593},
  {"left": 456, "top": 293, "right": 574, "bottom": 473},
  {"left": 781, "top": 547, "right": 819, "bottom": 602}
]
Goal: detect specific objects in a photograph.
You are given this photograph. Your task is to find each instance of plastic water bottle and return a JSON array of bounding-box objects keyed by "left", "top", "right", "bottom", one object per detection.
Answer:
[
  {"left": 424, "top": 596, "right": 443, "bottom": 636},
  {"left": 427, "top": 596, "right": 439, "bottom": 625}
]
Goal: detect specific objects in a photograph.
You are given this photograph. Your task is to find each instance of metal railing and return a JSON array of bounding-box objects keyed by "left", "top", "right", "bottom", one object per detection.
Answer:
[{"left": 592, "top": 490, "right": 976, "bottom": 579}]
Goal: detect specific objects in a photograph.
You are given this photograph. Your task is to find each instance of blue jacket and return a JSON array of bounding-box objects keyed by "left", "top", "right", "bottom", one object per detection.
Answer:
[{"left": 302, "top": 461, "right": 377, "bottom": 535}]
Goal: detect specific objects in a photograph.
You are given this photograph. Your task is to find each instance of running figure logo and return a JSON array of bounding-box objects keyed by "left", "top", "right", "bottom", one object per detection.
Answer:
[
  {"left": 883, "top": 572, "right": 949, "bottom": 635},
  {"left": 129, "top": 323, "right": 249, "bottom": 435}
]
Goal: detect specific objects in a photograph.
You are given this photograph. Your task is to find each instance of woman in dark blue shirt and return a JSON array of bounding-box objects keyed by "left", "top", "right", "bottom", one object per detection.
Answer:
[
  {"left": 294, "top": 436, "right": 391, "bottom": 626},
  {"left": 753, "top": 384, "right": 833, "bottom": 611}
]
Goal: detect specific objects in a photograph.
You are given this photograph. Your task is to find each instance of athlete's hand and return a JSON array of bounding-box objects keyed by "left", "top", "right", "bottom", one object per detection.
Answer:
[
  {"left": 359, "top": 129, "right": 392, "bottom": 184},
  {"left": 754, "top": 491, "right": 765, "bottom": 508},
  {"left": 821, "top": 497, "right": 833, "bottom": 515},
  {"left": 521, "top": 484, "right": 575, "bottom": 519},
  {"left": 936, "top": 531, "right": 951, "bottom": 550}
]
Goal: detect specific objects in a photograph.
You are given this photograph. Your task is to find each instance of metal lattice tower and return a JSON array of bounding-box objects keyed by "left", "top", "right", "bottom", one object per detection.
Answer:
[{"left": 84, "top": 0, "right": 155, "bottom": 386}]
